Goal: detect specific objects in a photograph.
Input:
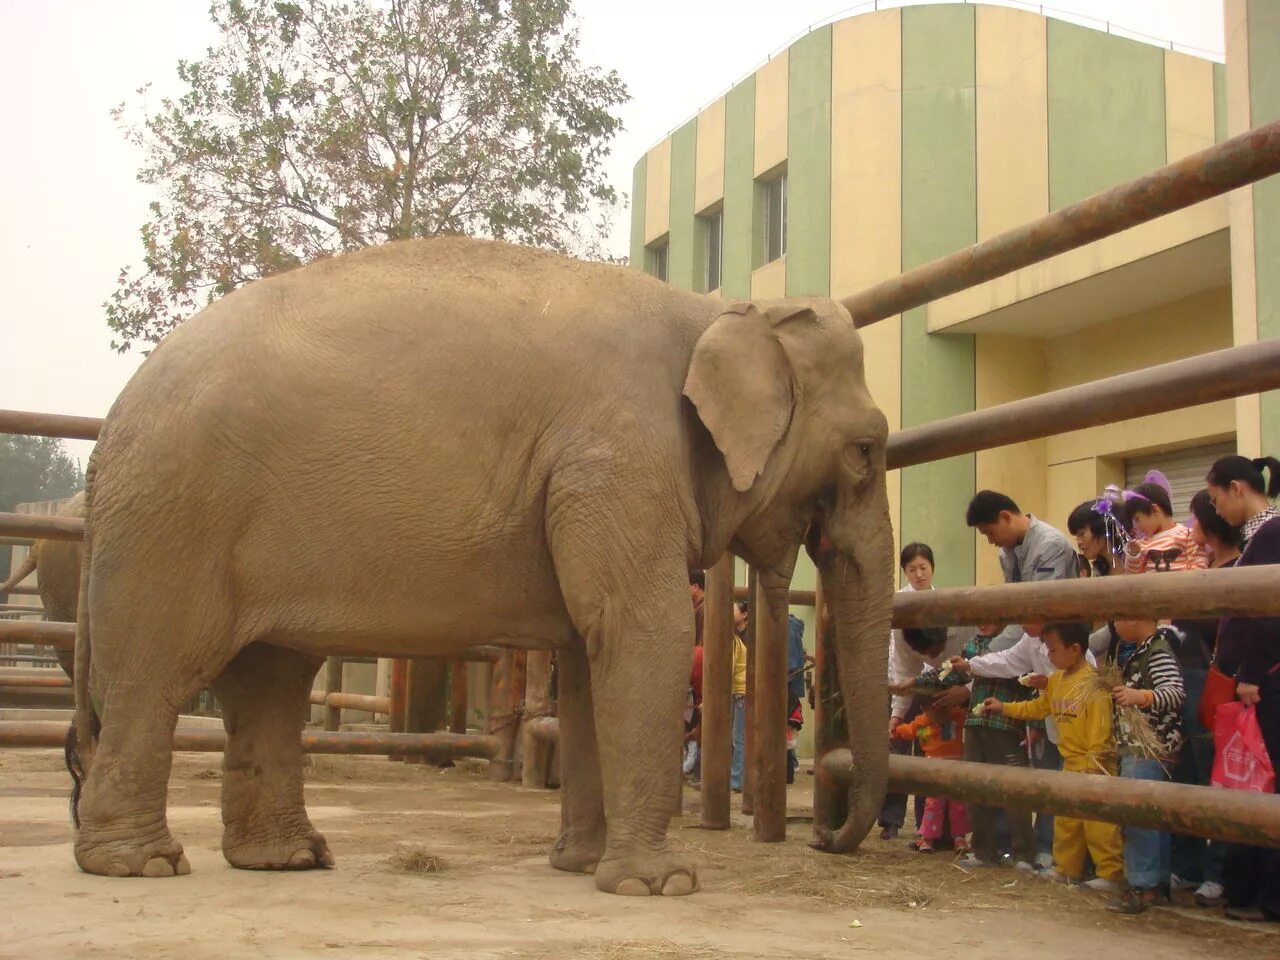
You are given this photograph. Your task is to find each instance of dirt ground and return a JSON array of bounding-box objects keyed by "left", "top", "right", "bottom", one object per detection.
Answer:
[{"left": 1, "top": 749, "right": 1275, "bottom": 960}]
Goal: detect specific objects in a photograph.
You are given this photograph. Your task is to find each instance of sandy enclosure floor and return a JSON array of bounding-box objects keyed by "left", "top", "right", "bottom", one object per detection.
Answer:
[{"left": 1, "top": 749, "right": 1276, "bottom": 960}]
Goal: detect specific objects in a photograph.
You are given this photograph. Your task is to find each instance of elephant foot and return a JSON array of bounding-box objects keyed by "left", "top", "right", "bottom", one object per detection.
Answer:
[
  {"left": 549, "top": 827, "right": 605, "bottom": 874},
  {"left": 223, "top": 826, "right": 335, "bottom": 871},
  {"left": 75, "top": 830, "right": 191, "bottom": 878},
  {"left": 594, "top": 851, "right": 700, "bottom": 896}
]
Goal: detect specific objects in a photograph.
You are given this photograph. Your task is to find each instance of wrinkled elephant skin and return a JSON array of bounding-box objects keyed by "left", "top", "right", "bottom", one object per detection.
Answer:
[{"left": 72, "top": 237, "right": 894, "bottom": 893}]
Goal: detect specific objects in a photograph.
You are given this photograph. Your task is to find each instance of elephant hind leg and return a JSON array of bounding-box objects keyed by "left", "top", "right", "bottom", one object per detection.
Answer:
[
  {"left": 212, "top": 642, "right": 332, "bottom": 870},
  {"left": 549, "top": 637, "right": 606, "bottom": 874},
  {"left": 74, "top": 677, "right": 195, "bottom": 877}
]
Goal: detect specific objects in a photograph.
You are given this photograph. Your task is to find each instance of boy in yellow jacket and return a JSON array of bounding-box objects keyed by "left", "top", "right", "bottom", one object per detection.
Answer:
[{"left": 981, "top": 621, "right": 1125, "bottom": 892}]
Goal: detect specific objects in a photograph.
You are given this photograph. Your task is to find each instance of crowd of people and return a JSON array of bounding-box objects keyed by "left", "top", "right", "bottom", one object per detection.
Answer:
[{"left": 883, "top": 453, "right": 1280, "bottom": 922}]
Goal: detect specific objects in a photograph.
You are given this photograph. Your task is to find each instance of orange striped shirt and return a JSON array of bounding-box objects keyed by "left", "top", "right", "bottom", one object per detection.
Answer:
[{"left": 1123, "top": 523, "right": 1208, "bottom": 574}]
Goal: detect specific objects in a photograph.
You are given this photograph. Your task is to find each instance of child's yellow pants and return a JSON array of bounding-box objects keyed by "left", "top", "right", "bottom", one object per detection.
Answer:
[{"left": 1053, "top": 816, "right": 1125, "bottom": 881}]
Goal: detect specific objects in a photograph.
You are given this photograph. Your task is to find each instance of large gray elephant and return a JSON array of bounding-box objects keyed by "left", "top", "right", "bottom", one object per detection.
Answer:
[
  {"left": 1, "top": 491, "right": 86, "bottom": 676},
  {"left": 70, "top": 236, "right": 893, "bottom": 894}
]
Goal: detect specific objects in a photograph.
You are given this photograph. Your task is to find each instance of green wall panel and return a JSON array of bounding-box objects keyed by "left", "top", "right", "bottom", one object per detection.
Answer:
[
  {"left": 1249, "top": 1, "right": 1280, "bottom": 453},
  {"left": 629, "top": 155, "right": 647, "bottom": 270},
  {"left": 1213, "top": 62, "right": 1227, "bottom": 144},
  {"left": 786, "top": 25, "right": 832, "bottom": 297},
  {"left": 667, "top": 120, "right": 698, "bottom": 290},
  {"left": 1047, "top": 21, "right": 1166, "bottom": 209},
  {"left": 900, "top": 3, "right": 976, "bottom": 588},
  {"left": 722, "top": 77, "right": 756, "bottom": 298}
]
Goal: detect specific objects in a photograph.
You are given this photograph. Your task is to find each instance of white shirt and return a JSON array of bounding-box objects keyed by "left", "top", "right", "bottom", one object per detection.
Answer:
[{"left": 889, "top": 625, "right": 970, "bottom": 720}]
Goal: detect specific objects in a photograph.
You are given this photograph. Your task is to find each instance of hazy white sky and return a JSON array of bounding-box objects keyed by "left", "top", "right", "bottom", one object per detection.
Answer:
[{"left": 0, "top": 0, "right": 1223, "bottom": 467}]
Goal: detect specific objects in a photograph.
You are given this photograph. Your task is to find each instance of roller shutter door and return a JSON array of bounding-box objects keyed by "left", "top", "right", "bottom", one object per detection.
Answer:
[{"left": 1124, "top": 442, "right": 1236, "bottom": 522}]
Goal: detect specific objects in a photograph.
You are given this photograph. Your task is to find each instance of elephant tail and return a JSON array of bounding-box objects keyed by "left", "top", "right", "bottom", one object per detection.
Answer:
[
  {"left": 66, "top": 454, "right": 101, "bottom": 827},
  {"left": 0, "top": 541, "right": 39, "bottom": 594}
]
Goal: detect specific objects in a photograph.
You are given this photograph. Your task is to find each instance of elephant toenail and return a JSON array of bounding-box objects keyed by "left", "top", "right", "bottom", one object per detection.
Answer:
[
  {"left": 106, "top": 862, "right": 131, "bottom": 878},
  {"left": 661, "top": 872, "right": 697, "bottom": 896},
  {"left": 142, "top": 857, "right": 176, "bottom": 878},
  {"left": 287, "top": 850, "right": 317, "bottom": 869},
  {"left": 175, "top": 855, "right": 192, "bottom": 876},
  {"left": 615, "top": 878, "right": 652, "bottom": 896}
]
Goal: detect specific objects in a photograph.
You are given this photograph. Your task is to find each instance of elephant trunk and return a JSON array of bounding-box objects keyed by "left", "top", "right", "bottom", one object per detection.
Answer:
[
  {"left": 0, "top": 542, "right": 39, "bottom": 594},
  {"left": 812, "top": 493, "right": 895, "bottom": 854}
]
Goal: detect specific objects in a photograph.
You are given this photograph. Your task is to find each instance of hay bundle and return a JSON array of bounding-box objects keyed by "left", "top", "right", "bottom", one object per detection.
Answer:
[{"left": 1065, "top": 661, "right": 1171, "bottom": 764}]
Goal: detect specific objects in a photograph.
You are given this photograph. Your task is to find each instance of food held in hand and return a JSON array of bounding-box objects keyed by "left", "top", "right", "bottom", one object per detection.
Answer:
[
  {"left": 1018, "top": 673, "right": 1036, "bottom": 687},
  {"left": 971, "top": 703, "right": 985, "bottom": 717},
  {"left": 937, "top": 662, "right": 954, "bottom": 681}
]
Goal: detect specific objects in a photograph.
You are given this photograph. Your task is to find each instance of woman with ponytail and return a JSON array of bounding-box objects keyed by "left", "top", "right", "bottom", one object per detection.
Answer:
[{"left": 1206, "top": 454, "right": 1280, "bottom": 923}]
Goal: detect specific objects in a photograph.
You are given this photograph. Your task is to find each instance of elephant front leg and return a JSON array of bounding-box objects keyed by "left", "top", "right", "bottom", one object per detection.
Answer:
[
  {"left": 212, "top": 643, "right": 333, "bottom": 871},
  {"left": 548, "top": 639, "right": 606, "bottom": 873},
  {"left": 573, "top": 585, "right": 699, "bottom": 896}
]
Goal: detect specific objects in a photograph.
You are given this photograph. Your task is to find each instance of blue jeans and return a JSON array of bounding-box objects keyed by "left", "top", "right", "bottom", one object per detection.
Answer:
[
  {"left": 1121, "top": 755, "right": 1172, "bottom": 889},
  {"left": 730, "top": 694, "right": 746, "bottom": 790},
  {"left": 1030, "top": 733, "right": 1061, "bottom": 857}
]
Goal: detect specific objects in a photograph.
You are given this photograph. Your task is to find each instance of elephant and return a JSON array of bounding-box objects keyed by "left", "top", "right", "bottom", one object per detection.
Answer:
[
  {"left": 1, "top": 491, "right": 86, "bottom": 676},
  {"left": 69, "top": 236, "right": 894, "bottom": 894}
]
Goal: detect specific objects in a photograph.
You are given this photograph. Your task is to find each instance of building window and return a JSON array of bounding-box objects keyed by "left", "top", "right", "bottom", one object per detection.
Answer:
[
  {"left": 702, "top": 210, "right": 723, "bottom": 293},
  {"left": 647, "top": 240, "right": 669, "bottom": 282},
  {"left": 762, "top": 173, "right": 787, "bottom": 264}
]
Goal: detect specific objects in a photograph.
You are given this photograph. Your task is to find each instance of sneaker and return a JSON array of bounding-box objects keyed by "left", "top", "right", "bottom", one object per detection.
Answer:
[
  {"left": 1039, "top": 868, "right": 1071, "bottom": 885},
  {"left": 957, "top": 853, "right": 998, "bottom": 869},
  {"left": 1014, "top": 860, "right": 1038, "bottom": 873},
  {"left": 916, "top": 839, "right": 935, "bottom": 854},
  {"left": 952, "top": 838, "right": 971, "bottom": 858},
  {"left": 1082, "top": 876, "right": 1126, "bottom": 894},
  {"left": 878, "top": 825, "right": 899, "bottom": 841},
  {"left": 1107, "top": 887, "right": 1158, "bottom": 914},
  {"left": 1169, "top": 873, "right": 1197, "bottom": 892},
  {"left": 1194, "top": 882, "right": 1225, "bottom": 907},
  {"left": 1035, "top": 852, "right": 1054, "bottom": 870}
]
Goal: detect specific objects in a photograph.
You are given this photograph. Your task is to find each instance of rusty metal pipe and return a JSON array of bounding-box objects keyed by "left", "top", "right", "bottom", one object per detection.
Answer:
[
  {"left": 819, "top": 751, "right": 1280, "bottom": 849},
  {"left": 0, "top": 721, "right": 502, "bottom": 758},
  {"left": 892, "top": 565, "right": 1280, "bottom": 628},
  {"left": 0, "top": 408, "right": 104, "bottom": 440},
  {"left": 524, "top": 716, "right": 559, "bottom": 743},
  {"left": 887, "top": 339, "right": 1280, "bottom": 471},
  {"left": 307, "top": 690, "right": 390, "bottom": 714},
  {"left": 0, "top": 513, "right": 85, "bottom": 541},
  {"left": 0, "top": 620, "right": 74, "bottom": 648},
  {"left": 0, "top": 673, "right": 72, "bottom": 688},
  {"left": 323, "top": 657, "right": 343, "bottom": 731},
  {"left": 841, "top": 118, "right": 1280, "bottom": 326},
  {"left": 521, "top": 649, "right": 554, "bottom": 788}
]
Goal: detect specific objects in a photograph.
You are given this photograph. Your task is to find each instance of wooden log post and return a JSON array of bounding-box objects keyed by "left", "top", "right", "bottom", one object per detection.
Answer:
[
  {"left": 404, "top": 658, "right": 450, "bottom": 764},
  {"left": 752, "top": 573, "right": 789, "bottom": 842},
  {"left": 487, "top": 649, "right": 520, "bottom": 782},
  {"left": 324, "top": 657, "right": 343, "bottom": 732},
  {"left": 700, "top": 556, "right": 735, "bottom": 829},
  {"left": 521, "top": 649, "right": 554, "bottom": 788},
  {"left": 387, "top": 658, "right": 409, "bottom": 762},
  {"left": 811, "top": 575, "right": 848, "bottom": 838},
  {"left": 741, "top": 566, "right": 758, "bottom": 817},
  {"left": 449, "top": 659, "right": 469, "bottom": 734}
]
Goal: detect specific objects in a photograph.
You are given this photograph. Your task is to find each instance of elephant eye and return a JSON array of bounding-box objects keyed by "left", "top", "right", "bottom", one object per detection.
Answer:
[{"left": 858, "top": 443, "right": 871, "bottom": 457}]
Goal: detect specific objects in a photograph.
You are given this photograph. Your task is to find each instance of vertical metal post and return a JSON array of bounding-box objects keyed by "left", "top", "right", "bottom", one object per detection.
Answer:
[
  {"left": 741, "top": 566, "right": 758, "bottom": 816},
  {"left": 811, "top": 575, "right": 848, "bottom": 836},
  {"left": 487, "top": 649, "right": 519, "bottom": 782},
  {"left": 700, "top": 556, "right": 735, "bottom": 829},
  {"left": 449, "top": 659, "right": 469, "bottom": 734},
  {"left": 388, "top": 658, "right": 409, "bottom": 762},
  {"left": 521, "top": 649, "right": 554, "bottom": 788},
  {"left": 403, "top": 658, "right": 449, "bottom": 764},
  {"left": 324, "top": 656, "right": 343, "bottom": 733},
  {"left": 752, "top": 574, "right": 789, "bottom": 842}
]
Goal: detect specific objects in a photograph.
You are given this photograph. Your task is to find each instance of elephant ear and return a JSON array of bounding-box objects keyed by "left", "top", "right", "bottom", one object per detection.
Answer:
[{"left": 684, "top": 301, "right": 815, "bottom": 493}]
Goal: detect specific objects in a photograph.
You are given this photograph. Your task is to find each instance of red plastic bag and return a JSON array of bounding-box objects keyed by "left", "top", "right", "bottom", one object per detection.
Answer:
[{"left": 1211, "top": 702, "right": 1276, "bottom": 793}]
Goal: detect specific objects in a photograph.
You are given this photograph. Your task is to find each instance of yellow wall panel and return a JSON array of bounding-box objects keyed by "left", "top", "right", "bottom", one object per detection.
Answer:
[
  {"left": 644, "top": 138, "right": 672, "bottom": 245},
  {"left": 975, "top": 334, "right": 1047, "bottom": 585},
  {"left": 750, "top": 258, "right": 786, "bottom": 298},
  {"left": 1043, "top": 286, "right": 1235, "bottom": 465},
  {"left": 831, "top": 9, "right": 901, "bottom": 295},
  {"left": 695, "top": 97, "right": 726, "bottom": 213},
  {"left": 754, "top": 52, "right": 789, "bottom": 177},
  {"left": 858, "top": 316, "right": 902, "bottom": 565},
  {"left": 1165, "top": 51, "right": 1216, "bottom": 161},
  {"left": 976, "top": 5, "right": 1048, "bottom": 240}
]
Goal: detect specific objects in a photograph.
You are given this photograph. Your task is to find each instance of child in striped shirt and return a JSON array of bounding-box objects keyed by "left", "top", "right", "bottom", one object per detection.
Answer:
[{"left": 1122, "top": 482, "right": 1207, "bottom": 574}]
